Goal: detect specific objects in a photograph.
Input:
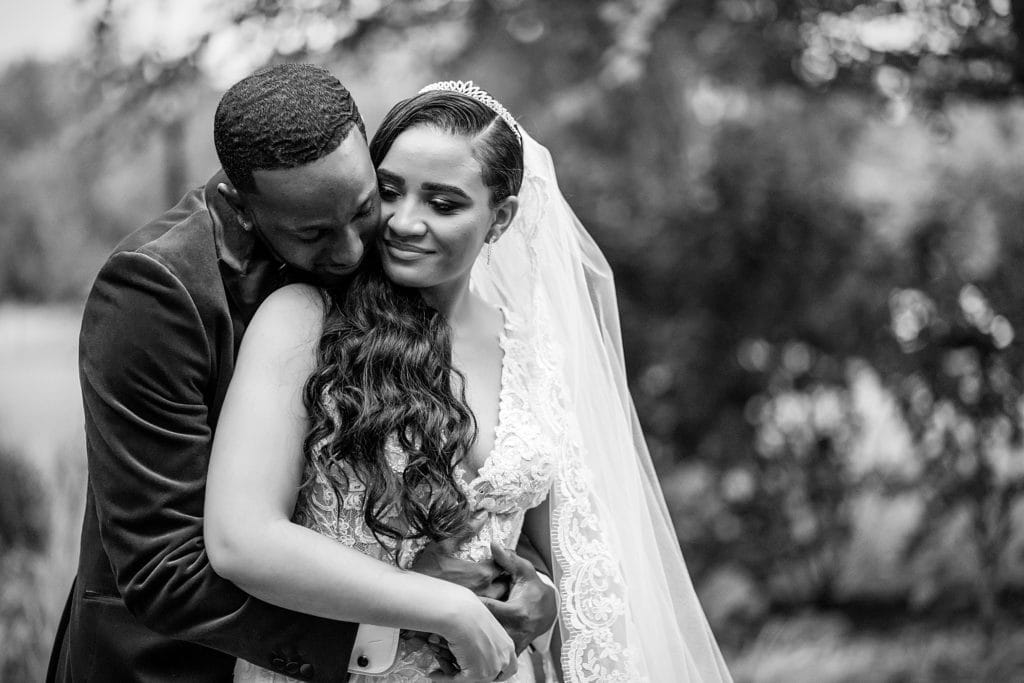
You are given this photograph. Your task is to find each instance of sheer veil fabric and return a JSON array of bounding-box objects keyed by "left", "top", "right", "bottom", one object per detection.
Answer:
[{"left": 470, "top": 131, "right": 733, "bottom": 682}]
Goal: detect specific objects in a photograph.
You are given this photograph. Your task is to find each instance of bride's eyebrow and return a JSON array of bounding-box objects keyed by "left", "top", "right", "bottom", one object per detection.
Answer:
[
  {"left": 376, "top": 168, "right": 403, "bottom": 185},
  {"left": 421, "top": 182, "right": 469, "bottom": 199}
]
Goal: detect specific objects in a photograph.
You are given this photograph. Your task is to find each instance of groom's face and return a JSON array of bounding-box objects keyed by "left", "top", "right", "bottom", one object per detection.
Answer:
[{"left": 244, "top": 130, "right": 381, "bottom": 286}]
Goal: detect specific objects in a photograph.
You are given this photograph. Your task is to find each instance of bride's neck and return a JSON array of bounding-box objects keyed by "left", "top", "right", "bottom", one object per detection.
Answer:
[{"left": 418, "top": 275, "right": 475, "bottom": 328}]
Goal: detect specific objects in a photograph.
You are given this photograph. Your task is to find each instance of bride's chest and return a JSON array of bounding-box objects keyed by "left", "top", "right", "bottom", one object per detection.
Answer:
[
  {"left": 300, "top": 326, "right": 557, "bottom": 530},
  {"left": 452, "top": 334, "right": 504, "bottom": 474}
]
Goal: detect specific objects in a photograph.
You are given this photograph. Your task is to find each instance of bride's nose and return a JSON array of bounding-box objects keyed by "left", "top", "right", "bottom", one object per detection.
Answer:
[{"left": 387, "top": 200, "right": 428, "bottom": 237}]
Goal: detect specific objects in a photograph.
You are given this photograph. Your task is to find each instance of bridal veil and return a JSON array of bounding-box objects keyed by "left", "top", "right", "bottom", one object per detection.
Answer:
[{"left": 470, "top": 130, "right": 733, "bottom": 682}]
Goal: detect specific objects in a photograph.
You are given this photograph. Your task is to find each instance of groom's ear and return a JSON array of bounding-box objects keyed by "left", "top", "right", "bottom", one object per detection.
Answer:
[
  {"left": 488, "top": 195, "right": 519, "bottom": 244},
  {"left": 216, "top": 182, "right": 247, "bottom": 216},
  {"left": 216, "top": 182, "right": 255, "bottom": 231}
]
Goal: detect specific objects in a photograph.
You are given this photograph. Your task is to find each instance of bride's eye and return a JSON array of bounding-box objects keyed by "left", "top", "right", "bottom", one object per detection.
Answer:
[
  {"left": 429, "top": 198, "right": 459, "bottom": 215},
  {"left": 378, "top": 184, "right": 400, "bottom": 202}
]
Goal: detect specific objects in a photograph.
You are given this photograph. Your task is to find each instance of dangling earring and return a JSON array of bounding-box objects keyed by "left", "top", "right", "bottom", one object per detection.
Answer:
[{"left": 486, "top": 240, "right": 493, "bottom": 265}]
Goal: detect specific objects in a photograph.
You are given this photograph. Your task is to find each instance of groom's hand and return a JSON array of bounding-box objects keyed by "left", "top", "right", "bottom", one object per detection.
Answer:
[
  {"left": 410, "top": 512, "right": 509, "bottom": 599},
  {"left": 479, "top": 543, "right": 558, "bottom": 654},
  {"left": 408, "top": 514, "right": 511, "bottom": 675}
]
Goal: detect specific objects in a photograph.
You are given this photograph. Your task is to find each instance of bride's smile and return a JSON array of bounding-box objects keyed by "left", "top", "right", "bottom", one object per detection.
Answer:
[{"left": 376, "top": 126, "right": 517, "bottom": 302}]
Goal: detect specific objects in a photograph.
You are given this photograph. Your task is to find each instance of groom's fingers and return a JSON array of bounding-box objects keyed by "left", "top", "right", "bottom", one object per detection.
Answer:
[
  {"left": 489, "top": 542, "right": 535, "bottom": 581},
  {"left": 446, "top": 511, "right": 489, "bottom": 551},
  {"left": 428, "top": 635, "right": 460, "bottom": 675},
  {"left": 424, "top": 510, "right": 488, "bottom": 557},
  {"left": 411, "top": 513, "right": 501, "bottom": 594}
]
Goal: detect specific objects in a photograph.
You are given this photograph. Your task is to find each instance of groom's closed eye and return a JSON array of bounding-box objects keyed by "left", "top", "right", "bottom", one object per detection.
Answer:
[
  {"left": 295, "top": 229, "right": 330, "bottom": 243},
  {"left": 354, "top": 196, "right": 377, "bottom": 218}
]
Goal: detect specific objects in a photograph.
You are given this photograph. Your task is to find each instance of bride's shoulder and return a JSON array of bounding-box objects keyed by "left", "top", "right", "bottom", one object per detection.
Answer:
[
  {"left": 243, "top": 284, "right": 327, "bottom": 353},
  {"left": 255, "top": 284, "right": 326, "bottom": 323}
]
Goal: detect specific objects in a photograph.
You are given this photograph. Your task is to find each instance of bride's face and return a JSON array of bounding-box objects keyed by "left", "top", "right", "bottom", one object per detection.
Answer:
[{"left": 376, "top": 125, "right": 503, "bottom": 292}]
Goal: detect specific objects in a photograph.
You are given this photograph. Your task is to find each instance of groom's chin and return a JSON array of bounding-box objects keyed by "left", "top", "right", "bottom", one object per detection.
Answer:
[{"left": 308, "top": 269, "right": 358, "bottom": 290}]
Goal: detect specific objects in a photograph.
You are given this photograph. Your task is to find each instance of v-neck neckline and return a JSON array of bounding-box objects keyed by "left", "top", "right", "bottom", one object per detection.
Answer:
[{"left": 455, "top": 307, "right": 515, "bottom": 492}]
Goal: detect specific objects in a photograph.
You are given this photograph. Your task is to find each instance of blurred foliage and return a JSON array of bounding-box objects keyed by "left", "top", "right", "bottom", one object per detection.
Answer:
[
  {"left": 0, "top": 443, "right": 51, "bottom": 683},
  {"left": 0, "top": 428, "right": 87, "bottom": 680},
  {"left": 3, "top": 0, "right": 1024, "bottom": 646},
  {"left": 0, "top": 549, "right": 51, "bottom": 682},
  {"left": 0, "top": 441, "right": 49, "bottom": 553},
  {"left": 730, "top": 613, "right": 1024, "bottom": 682},
  {"left": 879, "top": 163, "right": 1024, "bottom": 632}
]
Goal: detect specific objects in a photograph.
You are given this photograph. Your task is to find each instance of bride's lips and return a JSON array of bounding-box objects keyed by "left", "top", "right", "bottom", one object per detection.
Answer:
[{"left": 384, "top": 239, "right": 432, "bottom": 260}]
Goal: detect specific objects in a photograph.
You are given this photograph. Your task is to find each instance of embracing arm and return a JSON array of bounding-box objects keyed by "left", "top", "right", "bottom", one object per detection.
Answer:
[
  {"left": 472, "top": 496, "right": 558, "bottom": 657},
  {"left": 520, "top": 496, "right": 561, "bottom": 671},
  {"left": 81, "top": 252, "right": 352, "bottom": 680},
  {"left": 203, "top": 284, "right": 516, "bottom": 680},
  {"left": 520, "top": 499, "right": 552, "bottom": 579}
]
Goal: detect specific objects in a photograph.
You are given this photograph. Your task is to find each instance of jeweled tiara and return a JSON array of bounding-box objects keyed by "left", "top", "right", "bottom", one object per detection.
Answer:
[{"left": 418, "top": 80, "right": 522, "bottom": 144}]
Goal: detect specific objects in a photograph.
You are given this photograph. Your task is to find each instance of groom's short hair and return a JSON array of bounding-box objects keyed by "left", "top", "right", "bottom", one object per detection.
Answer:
[{"left": 214, "top": 63, "right": 366, "bottom": 193}]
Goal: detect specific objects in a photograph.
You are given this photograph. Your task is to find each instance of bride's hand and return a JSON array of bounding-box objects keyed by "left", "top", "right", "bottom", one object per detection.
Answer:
[{"left": 433, "top": 590, "right": 518, "bottom": 682}]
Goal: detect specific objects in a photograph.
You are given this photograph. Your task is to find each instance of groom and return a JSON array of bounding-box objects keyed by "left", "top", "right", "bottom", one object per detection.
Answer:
[{"left": 48, "top": 64, "right": 555, "bottom": 682}]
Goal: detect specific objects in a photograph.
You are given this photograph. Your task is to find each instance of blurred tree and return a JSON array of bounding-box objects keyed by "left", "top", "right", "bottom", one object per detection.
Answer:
[
  {"left": 0, "top": 61, "right": 64, "bottom": 152},
  {"left": 879, "top": 163, "right": 1024, "bottom": 637},
  {"left": 0, "top": 442, "right": 48, "bottom": 554},
  {"left": 2, "top": 0, "right": 1023, "bottom": 634}
]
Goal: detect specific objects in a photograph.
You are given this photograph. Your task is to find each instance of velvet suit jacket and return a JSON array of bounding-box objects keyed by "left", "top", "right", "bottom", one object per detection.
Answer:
[{"left": 49, "top": 179, "right": 357, "bottom": 682}]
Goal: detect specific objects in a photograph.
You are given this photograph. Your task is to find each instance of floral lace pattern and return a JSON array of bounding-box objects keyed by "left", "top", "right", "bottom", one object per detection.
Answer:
[
  {"left": 528, "top": 289, "right": 645, "bottom": 682},
  {"left": 504, "top": 162, "right": 645, "bottom": 681},
  {"left": 235, "top": 310, "right": 555, "bottom": 683}
]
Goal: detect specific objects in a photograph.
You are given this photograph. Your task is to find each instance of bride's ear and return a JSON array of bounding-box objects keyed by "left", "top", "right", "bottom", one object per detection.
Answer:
[{"left": 487, "top": 195, "right": 519, "bottom": 244}]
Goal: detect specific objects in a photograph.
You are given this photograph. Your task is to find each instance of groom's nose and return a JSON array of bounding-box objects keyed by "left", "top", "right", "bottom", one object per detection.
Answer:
[{"left": 326, "top": 225, "right": 365, "bottom": 265}]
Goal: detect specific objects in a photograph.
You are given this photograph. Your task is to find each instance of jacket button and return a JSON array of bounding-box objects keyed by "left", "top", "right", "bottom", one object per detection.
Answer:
[
  {"left": 299, "top": 663, "right": 314, "bottom": 678},
  {"left": 270, "top": 657, "right": 285, "bottom": 670},
  {"left": 357, "top": 655, "right": 370, "bottom": 668},
  {"left": 285, "top": 661, "right": 300, "bottom": 674}
]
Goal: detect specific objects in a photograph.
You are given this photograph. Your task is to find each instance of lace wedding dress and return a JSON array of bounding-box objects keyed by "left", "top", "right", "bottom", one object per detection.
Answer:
[
  {"left": 235, "top": 309, "right": 557, "bottom": 682},
  {"left": 236, "top": 124, "right": 734, "bottom": 682}
]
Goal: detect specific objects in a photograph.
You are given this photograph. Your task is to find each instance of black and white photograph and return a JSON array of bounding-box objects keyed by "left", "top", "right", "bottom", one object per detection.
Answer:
[{"left": 2, "top": 1, "right": 1024, "bottom": 681}]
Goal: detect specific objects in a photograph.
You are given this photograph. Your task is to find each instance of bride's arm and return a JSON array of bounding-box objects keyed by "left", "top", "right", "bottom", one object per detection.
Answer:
[{"left": 203, "top": 284, "right": 514, "bottom": 677}]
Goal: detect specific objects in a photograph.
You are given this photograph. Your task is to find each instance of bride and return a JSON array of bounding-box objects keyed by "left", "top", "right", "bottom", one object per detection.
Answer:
[{"left": 204, "top": 81, "right": 732, "bottom": 682}]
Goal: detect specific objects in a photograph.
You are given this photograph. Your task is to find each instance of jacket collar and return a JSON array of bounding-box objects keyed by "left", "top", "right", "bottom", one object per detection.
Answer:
[{"left": 204, "top": 174, "right": 288, "bottom": 323}]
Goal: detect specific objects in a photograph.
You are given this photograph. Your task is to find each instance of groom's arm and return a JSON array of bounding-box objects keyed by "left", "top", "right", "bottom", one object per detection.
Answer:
[{"left": 80, "top": 251, "right": 355, "bottom": 682}]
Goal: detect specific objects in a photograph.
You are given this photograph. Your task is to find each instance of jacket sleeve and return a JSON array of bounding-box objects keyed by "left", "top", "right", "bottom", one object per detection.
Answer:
[{"left": 80, "top": 250, "right": 355, "bottom": 682}]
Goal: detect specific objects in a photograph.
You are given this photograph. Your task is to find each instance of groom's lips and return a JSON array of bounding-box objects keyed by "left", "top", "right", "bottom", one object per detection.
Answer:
[{"left": 317, "top": 263, "right": 359, "bottom": 276}]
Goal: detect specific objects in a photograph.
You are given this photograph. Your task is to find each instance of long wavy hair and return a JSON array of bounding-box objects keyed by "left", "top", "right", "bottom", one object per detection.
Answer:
[{"left": 302, "top": 89, "right": 523, "bottom": 551}]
